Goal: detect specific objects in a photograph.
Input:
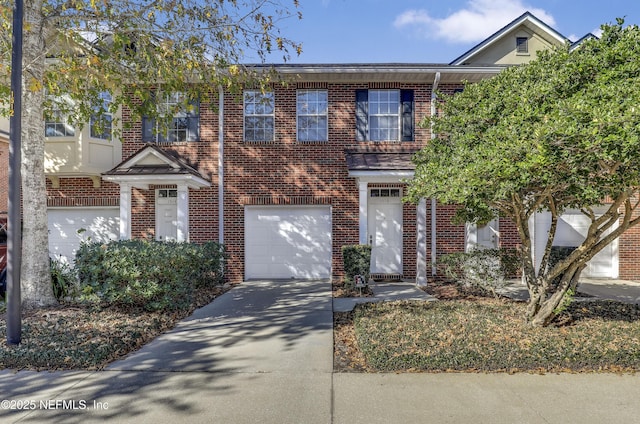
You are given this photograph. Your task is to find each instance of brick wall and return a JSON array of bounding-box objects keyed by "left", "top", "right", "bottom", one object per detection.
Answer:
[
  {"left": 222, "top": 82, "right": 432, "bottom": 282},
  {"left": 45, "top": 80, "right": 640, "bottom": 283},
  {"left": 619, "top": 194, "right": 640, "bottom": 280}
]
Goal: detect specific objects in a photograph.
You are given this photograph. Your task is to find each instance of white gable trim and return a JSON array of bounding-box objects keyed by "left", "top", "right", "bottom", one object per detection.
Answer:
[
  {"left": 450, "top": 12, "right": 568, "bottom": 66},
  {"left": 103, "top": 173, "right": 210, "bottom": 190}
]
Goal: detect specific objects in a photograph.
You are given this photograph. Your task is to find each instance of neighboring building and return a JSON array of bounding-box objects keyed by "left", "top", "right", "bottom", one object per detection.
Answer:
[{"left": 43, "top": 12, "right": 640, "bottom": 282}]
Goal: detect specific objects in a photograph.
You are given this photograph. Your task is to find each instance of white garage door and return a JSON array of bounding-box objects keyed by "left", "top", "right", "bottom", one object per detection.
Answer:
[
  {"left": 245, "top": 206, "right": 332, "bottom": 280},
  {"left": 534, "top": 208, "right": 618, "bottom": 278},
  {"left": 48, "top": 208, "right": 120, "bottom": 264}
]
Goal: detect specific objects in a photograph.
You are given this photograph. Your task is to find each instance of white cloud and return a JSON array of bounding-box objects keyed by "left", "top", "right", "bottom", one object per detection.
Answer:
[
  {"left": 394, "top": 0, "right": 555, "bottom": 44},
  {"left": 592, "top": 28, "right": 604, "bottom": 38}
]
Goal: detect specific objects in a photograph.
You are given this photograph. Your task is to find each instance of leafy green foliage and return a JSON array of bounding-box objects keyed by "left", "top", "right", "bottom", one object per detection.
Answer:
[
  {"left": 49, "top": 258, "right": 78, "bottom": 300},
  {"left": 342, "top": 245, "right": 372, "bottom": 284},
  {"left": 408, "top": 21, "right": 640, "bottom": 325},
  {"left": 438, "top": 248, "right": 521, "bottom": 297},
  {"left": 1, "top": 0, "right": 302, "bottom": 131},
  {"left": 75, "top": 240, "right": 227, "bottom": 311},
  {"left": 354, "top": 300, "right": 640, "bottom": 372}
]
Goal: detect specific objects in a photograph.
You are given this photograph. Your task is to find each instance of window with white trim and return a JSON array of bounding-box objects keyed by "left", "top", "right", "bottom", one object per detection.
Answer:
[
  {"left": 45, "top": 95, "right": 75, "bottom": 137},
  {"left": 369, "top": 90, "right": 399, "bottom": 141},
  {"left": 90, "top": 91, "right": 113, "bottom": 140},
  {"left": 142, "top": 92, "right": 199, "bottom": 143},
  {"left": 297, "top": 89, "right": 328, "bottom": 142},
  {"left": 244, "top": 90, "right": 274, "bottom": 142},
  {"left": 356, "top": 89, "right": 414, "bottom": 142}
]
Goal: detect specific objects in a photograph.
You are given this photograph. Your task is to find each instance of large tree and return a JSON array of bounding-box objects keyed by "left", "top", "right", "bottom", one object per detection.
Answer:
[
  {"left": 0, "top": 0, "right": 301, "bottom": 308},
  {"left": 407, "top": 20, "right": 640, "bottom": 327}
]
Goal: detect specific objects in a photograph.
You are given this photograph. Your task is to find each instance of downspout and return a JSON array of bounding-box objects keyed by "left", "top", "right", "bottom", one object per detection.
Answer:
[
  {"left": 430, "top": 72, "right": 441, "bottom": 277},
  {"left": 218, "top": 86, "right": 224, "bottom": 244}
]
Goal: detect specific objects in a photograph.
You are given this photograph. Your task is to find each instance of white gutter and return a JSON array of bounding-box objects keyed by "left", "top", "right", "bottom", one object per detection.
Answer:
[
  {"left": 218, "top": 86, "right": 224, "bottom": 244},
  {"left": 430, "top": 72, "right": 441, "bottom": 277}
]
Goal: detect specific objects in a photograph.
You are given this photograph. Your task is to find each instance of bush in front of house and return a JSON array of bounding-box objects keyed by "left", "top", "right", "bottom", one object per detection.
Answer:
[
  {"left": 342, "top": 244, "right": 372, "bottom": 285},
  {"left": 438, "top": 248, "right": 521, "bottom": 297},
  {"left": 50, "top": 258, "right": 78, "bottom": 300},
  {"left": 75, "top": 240, "right": 227, "bottom": 311}
]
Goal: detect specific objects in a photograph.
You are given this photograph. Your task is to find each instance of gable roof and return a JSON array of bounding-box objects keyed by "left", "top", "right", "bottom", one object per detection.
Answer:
[
  {"left": 102, "top": 143, "right": 210, "bottom": 189},
  {"left": 570, "top": 32, "right": 598, "bottom": 50},
  {"left": 450, "top": 11, "right": 569, "bottom": 65}
]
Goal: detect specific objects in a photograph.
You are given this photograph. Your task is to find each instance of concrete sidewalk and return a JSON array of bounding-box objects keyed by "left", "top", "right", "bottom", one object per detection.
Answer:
[{"left": 1, "top": 279, "right": 640, "bottom": 423}]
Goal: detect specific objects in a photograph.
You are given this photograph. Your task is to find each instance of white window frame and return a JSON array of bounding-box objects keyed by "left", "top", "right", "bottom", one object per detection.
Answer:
[
  {"left": 45, "top": 95, "right": 75, "bottom": 138},
  {"left": 296, "top": 89, "right": 328, "bottom": 142},
  {"left": 244, "top": 90, "right": 275, "bottom": 142},
  {"left": 368, "top": 89, "right": 400, "bottom": 141}
]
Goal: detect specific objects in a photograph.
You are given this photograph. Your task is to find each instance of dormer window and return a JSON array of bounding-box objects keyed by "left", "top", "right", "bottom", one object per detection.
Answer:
[{"left": 516, "top": 37, "right": 529, "bottom": 54}]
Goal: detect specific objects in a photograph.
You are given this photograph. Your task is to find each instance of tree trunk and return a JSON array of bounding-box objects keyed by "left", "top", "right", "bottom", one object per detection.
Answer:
[
  {"left": 20, "top": 0, "right": 57, "bottom": 308},
  {"left": 526, "top": 264, "right": 583, "bottom": 327}
]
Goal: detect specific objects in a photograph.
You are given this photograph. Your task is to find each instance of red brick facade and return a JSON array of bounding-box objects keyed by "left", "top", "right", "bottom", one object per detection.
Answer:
[{"left": 42, "top": 75, "right": 640, "bottom": 283}]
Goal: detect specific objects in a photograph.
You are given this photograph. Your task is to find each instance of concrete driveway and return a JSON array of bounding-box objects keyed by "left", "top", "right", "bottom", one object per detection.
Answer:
[
  {"left": 1, "top": 278, "right": 640, "bottom": 423},
  {"left": 0, "top": 280, "right": 334, "bottom": 423}
]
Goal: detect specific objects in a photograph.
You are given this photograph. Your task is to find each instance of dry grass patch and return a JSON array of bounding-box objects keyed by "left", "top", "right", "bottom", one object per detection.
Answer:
[
  {"left": 0, "top": 284, "right": 231, "bottom": 371},
  {"left": 353, "top": 299, "right": 640, "bottom": 373}
]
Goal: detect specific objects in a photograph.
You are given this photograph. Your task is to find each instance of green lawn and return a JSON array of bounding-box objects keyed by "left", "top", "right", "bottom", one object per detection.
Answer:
[{"left": 354, "top": 299, "right": 640, "bottom": 373}]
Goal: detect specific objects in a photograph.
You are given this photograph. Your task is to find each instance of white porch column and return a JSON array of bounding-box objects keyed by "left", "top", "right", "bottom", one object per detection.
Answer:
[
  {"left": 416, "top": 198, "right": 427, "bottom": 286},
  {"left": 358, "top": 180, "right": 368, "bottom": 245},
  {"left": 119, "top": 183, "right": 131, "bottom": 240},
  {"left": 176, "top": 184, "right": 189, "bottom": 242}
]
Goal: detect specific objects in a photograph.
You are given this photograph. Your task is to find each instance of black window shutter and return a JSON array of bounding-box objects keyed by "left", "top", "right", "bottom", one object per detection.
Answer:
[
  {"left": 186, "top": 98, "right": 200, "bottom": 141},
  {"left": 142, "top": 116, "right": 155, "bottom": 142},
  {"left": 355, "top": 89, "right": 368, "bottom": 141},
  {"left": 401, "top": 89, "right": 414, "bottom": 141}
]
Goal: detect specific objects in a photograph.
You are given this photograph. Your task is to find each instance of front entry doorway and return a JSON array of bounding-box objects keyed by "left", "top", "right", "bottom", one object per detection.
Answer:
[
  {"left": 368, "top": 188, "right": 403, "bottom": 275},
  {"left": 156, "top": 189, "right": 178, "bottom": 241}
]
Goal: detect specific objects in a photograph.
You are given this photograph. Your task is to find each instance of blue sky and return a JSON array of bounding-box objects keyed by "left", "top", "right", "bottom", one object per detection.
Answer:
[{"left": 268, "top": 0, "right": 640, "bottom": 64}]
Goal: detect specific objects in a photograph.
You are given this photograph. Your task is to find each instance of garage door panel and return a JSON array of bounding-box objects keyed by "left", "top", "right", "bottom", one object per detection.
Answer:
[
  {"left": 48, "top": 208, "right": 119, "bottom": 264},
  {"left": 533, "top": 208, "right": 618, "bottom": 278},
  {"left": 245, "top": 206, "right": 332, "bottom": 280}
]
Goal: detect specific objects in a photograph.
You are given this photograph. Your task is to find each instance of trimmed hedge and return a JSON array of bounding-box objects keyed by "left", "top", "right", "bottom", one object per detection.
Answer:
[
  {"left": 342, "top": 245, "right": 372, "bottom": 283},
  {"left": 438, "top": 248, "right": 521, "bottom": 297},
  {"left": 75, "top": 240, "right": 226, "bottom": 311}
]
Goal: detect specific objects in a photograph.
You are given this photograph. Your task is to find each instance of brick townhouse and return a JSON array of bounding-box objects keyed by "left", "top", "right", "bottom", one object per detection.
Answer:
[{"left": 37, "top": 12, "right": 640, "bottom": 283}]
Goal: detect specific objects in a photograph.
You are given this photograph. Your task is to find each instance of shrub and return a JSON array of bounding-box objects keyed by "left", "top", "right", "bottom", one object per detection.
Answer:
[
  {"left": 342, "top": 245, "right": 372, "bottom": 285},
  {"left": 75, "top": 240, "right": 226, "bottom": 311},
  {"left": 438, "top": 248, "right": 521, "bottom": 297},
  {"left": 50, "top": 258, "right": 78, "bottom": 300}
]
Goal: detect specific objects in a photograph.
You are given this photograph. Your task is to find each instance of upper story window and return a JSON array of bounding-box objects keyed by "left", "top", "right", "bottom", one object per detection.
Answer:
[
  {"left": 297, "top": 89, "right": 328, "bottom": 142},
  {"left": 142, "top": 92, "right": 199, "bottom": 143},
  {"left": 516, "top": 37, "right": 529, "bottom": 54},
  {"left": 90, "top": 91, "right": 112, "bottom": 140},
  {"left": 244, "top": 90, "right": 274, "bottom": 142},
  {"left": 356, "top": 89, "right": 414, "bottom": 142},
  {"left": 45, "top": 96, "right": 75, "bottom": 137}
]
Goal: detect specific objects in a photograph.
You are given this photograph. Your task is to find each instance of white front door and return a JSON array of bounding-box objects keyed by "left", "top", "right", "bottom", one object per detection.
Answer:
[
  {"left": 368, "top": 188, "right": 403, "bottom": 274},
  {"left": 156, "top": 189, "right": 178, "bottom": 241}
]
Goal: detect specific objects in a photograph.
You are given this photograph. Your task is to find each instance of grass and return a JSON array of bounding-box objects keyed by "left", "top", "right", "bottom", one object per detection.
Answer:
[
  {"left": 352, "top": 298, "right": 640, "bottom": 373},
  {"left": 0, "top": 284, "right": 231, "bottom": 371}
]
